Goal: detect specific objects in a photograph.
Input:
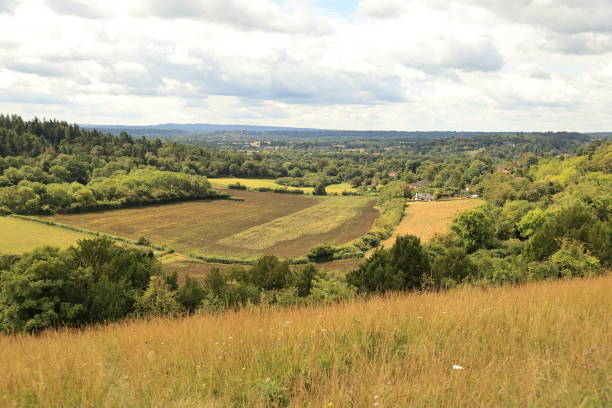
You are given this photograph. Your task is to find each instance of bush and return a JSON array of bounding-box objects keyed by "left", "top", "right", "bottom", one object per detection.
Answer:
[
  {"left": 550, "top": 239, "right": 601, "bottom": 278},
  {"left": 134, "top": 275, "right": 181, "bottom": 317},
  {"left": 313, "top": 184, "right": 327, "bottom": 196},
  {"left": 177, "top": 275, "right": 206, "bottom": 312},
  {"left": 430, "top": 247, "right": 476, "bottom": 288},
  {"left": 0, "top": 238, "right": 159, "bottom": 333},
  {"left": 228, "top": 182, "right": 247, "bottom": 190},
  {"left": 347, "top": 235, "right": 430, "bottom": 293},
  {"left": 308, "top": 274, "right": 355, "bottom": 303},
  {"left": 307, "top": 244, "right": 336, "bottom": 263}
]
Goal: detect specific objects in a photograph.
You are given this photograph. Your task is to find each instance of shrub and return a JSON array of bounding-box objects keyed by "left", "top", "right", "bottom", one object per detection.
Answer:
[
  {"left": 177, "top": 275, "right": 206, "bottom": 312},
  {"left": 313, "top": 184, "right": 327, "bottom": 196},
  {"left": 228, "top": 182, "right": 247, "bottom": 190},
  {"left": 308, "top": 274, "right": 355, "bottom": 303},
  {"left": 347, "top": 235, "right": 430, "bottom": 293},
  {"left": 550, "top": 239, "right": 601, "bottom": 278},
  {"left": 307, "top": 244, "right": 336, "bottom": 263},
  {"left": 134, "top": 275, "right": 181, "bottom": 317}
]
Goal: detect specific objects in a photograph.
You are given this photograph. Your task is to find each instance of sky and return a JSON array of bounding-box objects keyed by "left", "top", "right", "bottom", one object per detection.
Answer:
[{"left": 0, "top": 0, "right": 611, "bottom": 131}]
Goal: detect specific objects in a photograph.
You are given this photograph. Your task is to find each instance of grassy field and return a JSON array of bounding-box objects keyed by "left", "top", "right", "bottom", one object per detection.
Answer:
[
  {"left": 209, "top": 178, "right": 314, "bottom": 193},
  {"left": 1, "top": 275, "right": 609, "bottom": 407},
  {"left": 383, "top": 199, "right": 484, "bottom": 247},
  {"left": 208, "top": 178, "right": 358, "bottom": 195},
  {"left": 47, "top": 190, "right": 378, "bottom": 260},
  {"left": 0, "top": 216, "right": 91, "bottom": 255}
]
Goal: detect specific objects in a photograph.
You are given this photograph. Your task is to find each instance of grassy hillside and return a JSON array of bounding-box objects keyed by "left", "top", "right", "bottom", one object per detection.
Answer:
[
  {"left": 1, "top": 275, "right": 609, "bottom": 407},
  {"left": 0, "top": 217, "right": 91, "bottom": 254},
  {"left": 45, "top": 190, "right": 377, "bottom": 260},
  {"left": 383, "top": 199, "right": 484, "bottom": 247}
]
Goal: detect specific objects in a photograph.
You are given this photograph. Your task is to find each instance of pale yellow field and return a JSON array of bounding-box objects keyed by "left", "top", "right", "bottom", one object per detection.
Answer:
[
  {"left": 209, "top": 178, "right": 357, "bottom": 195},
  {"left": 384, "top": 199, "right": 484, "bottom": 246},
  {"left": 0, "top": 216, "right": 91, "bottom": 255},
  {"left": 1, "top": 276, "right": 609, "bottom": 407},
  {"left": 209, "top": 178, "right": 315, "bottom": 193}
]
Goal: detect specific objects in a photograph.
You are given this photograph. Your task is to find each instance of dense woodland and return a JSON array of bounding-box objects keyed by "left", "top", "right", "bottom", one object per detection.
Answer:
[
  {"left": 0, "top": 114, "right": 610, "bottom": 333},
  {"left": 0, "top": 114, "right": 593, "bottom": 214}
]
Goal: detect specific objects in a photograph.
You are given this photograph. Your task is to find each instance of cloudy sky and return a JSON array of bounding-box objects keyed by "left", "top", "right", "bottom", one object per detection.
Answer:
[{"left": 1, "top": 0, "right": 611, "bottom": 131}]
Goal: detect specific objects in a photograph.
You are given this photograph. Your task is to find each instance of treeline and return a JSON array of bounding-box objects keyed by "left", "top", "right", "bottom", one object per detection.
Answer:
[
  {"left": 0, "top": 238, "right": 348, "bottom": 333},
  {"left": 0, "top": 115, "right": 596, "bottom": 206},
  {"left": 0, "top": 169, "right": 220, "bottom": 214}
]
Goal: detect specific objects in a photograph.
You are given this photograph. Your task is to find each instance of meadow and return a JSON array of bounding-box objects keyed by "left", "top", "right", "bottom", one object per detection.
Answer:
[
  {"left": 208, "top": 178, "right": 358, "bottom": 195},
  {"left": 47, "top": 190, "right": 377, "bottom": 260},
  {"left": 383, "top": 199, "right": 484, "bottom": 247},
  {"left": 0, "top": 216, "right": 91, "bottom": 255},
  {"left": 1, "top": 275, "right": 609, "bottom": 407}
]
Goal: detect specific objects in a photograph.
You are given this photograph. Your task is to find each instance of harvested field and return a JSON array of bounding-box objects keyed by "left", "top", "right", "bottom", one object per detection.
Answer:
[
  {"left": 47, "top": 190, "right": 378, "bottom": 260},
  {"left": 0, "top": 216, "right": 90, "bottom": 255},
  {"left": 384, "top": 199, "right": 484, "bottom": 246}
]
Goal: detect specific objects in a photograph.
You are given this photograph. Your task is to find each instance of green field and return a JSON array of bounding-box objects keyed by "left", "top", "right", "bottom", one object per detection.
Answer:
[
  {"left": 47, "top": 190, "right": 378, "bottom": 260},
  {"left": 0, "top": 216, "right": 91, "bottom": 255},
  {"left": 209, "top": 178, "right": 357, "bottom": 195}
]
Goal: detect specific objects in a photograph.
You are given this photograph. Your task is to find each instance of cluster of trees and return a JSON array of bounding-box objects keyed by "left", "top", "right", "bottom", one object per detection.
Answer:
[
  {"left": 0, "top": 238, "right": 352, "bottom": 333},
  {"left": 0, "top": 169, "right": 220, "bottom": 214},
  {"left": 349, "top": 140, "right": 611, "bottom": 292}
]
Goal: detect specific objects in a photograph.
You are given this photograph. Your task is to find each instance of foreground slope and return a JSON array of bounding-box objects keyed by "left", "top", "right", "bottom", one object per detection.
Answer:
[{"left": 1, "top": 276, "right": 610, "bottom": 407}]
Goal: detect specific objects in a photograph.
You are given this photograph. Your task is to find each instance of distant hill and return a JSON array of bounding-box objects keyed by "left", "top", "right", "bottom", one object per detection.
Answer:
[
  {"left": 81, "top": 123, "right": 321, "bottom": 137},
  {"left": 81, "top": 123, "right": 600, "bottom": 142}
]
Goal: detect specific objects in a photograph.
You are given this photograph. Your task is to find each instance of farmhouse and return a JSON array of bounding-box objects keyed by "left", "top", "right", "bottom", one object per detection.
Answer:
[{"left": 414, "top": 192, "right": 435, "bottom": 201}]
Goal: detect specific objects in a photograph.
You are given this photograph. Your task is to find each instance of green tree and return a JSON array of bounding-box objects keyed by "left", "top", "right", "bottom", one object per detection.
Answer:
[
  {"left": 313, "top": 183, "right": 327, "bottom": 196},
  {"left": 177, "top": 275, "right": 205, "bottom": 311},
  {"left": 347, "top": 235, "right": 430, "bottom": 293},
  {"left": 451, "top": 208, "right": 496, "bottom": 253}
]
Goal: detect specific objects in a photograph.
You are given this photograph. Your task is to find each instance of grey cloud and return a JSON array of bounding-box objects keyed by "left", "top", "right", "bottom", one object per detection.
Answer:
[
  {"left": 547, "top": 32, "right": 612, "bottom": 55},
  {"left": 463, "top": 0, "right": 612, "bottom": 34},
  {"left": 136, "top": 0, "right": 332, "bottom": 34},
  {"left": 45, "top": 0, "right": 110, "bottom": 19},
  {"left": 400, "top": 39, "right": 504, "bottom": 73},
  {"left": 357, "top": 0, "right": 405, "bottom": 19},
  {"left": 0, "top": 0, "right": 17, "bottom": 14},
  {"left": 93, "top": 46, "right": 407, "bottom": 105},
  {"left": 7, "top": 61, "right": 67, "bottom": 77}
]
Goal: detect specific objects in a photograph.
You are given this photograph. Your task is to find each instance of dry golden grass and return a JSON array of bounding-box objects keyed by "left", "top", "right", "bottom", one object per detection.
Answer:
[
  {"left": 1, "top": 275, "right": 610, "bottom": 407},
  {"left": 384, "top": 199, "right": 484, "bottom": 247}
]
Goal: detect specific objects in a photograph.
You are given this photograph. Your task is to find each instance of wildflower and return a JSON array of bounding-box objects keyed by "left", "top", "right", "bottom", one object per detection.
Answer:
[
  {"left": 327, "top": 403, "right": 334, "bottom": 407},
  {"left": 417, "top": 316, "right": 423, "bottom": 319},
  {"left": 242, "top": 367, "right": 247, "bottom": 371},
  {"left": 452, "top": 365, "right": 464, "bottom": 370},
  {"left": 374, "top": 395, "right": 380, "bottom": 399},
  {"left": 374, "top": 403, "right": 380, "bottom": 407}
]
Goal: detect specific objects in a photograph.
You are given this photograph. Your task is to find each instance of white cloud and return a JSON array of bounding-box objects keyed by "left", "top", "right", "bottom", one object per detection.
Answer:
[
  {"left": 0, "top": 0, "right": 610, "bottom": 130},
  {"left": 45, "top": 0, "right": 110, "bottom": 19},
  {"left": 133, "top": 0, "right": 333, "bottom": 34}
]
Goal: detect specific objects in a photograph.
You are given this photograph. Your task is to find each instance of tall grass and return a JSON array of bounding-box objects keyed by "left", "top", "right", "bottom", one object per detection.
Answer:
[{"left": 1, "top": 276, "right": 610, "bottom": 407}]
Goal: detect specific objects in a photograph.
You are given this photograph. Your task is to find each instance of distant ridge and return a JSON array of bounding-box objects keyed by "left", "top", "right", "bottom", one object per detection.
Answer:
[{"left": 82, "top": 123, "right": 323, "bottom": 133}]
